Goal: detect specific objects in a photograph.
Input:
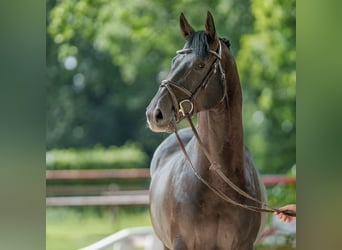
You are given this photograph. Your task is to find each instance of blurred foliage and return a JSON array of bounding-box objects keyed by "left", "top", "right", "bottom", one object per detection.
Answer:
[
  {"left": 46, "top": 143, "right": 149, "bottom": 191},
  {"left": 267, "top": 165, "right": 296, "bottom": 208},
  {"left": 238, "top": 0, "right": 296, "bottom": 173},
  {"left": 46, "top": 143, "right": 147, "bottom": 170},
  {"left": 47, "top": 0, "right": 295, "bottom": 173}
]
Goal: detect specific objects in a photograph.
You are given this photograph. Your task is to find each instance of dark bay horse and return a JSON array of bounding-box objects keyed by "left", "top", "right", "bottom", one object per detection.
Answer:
[{"left": 146, "top": 12, "right": 267, "bottom": 250}]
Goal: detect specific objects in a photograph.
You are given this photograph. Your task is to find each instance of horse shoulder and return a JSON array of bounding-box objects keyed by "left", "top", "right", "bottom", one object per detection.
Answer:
[{"left": 244, "top": 145, "right": 268, "bottom": 242}]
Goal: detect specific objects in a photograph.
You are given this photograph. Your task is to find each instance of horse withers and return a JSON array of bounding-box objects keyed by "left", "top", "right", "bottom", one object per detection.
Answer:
[{"left": 146, "top": 12, "right": 267, "bottom": 250}]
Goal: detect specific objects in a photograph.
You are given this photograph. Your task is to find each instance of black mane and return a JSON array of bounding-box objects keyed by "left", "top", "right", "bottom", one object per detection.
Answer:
[
  {"left": 186, "top": 31, "right": 231, "bottom": 59},
  {"left": 220, "top": 37, "right": 231, "bottom": 50}
]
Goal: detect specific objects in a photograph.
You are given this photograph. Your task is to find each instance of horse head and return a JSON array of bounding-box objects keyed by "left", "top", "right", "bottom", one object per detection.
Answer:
[{"left": 146, "top": 12, "right": 228, "bottom": 133}]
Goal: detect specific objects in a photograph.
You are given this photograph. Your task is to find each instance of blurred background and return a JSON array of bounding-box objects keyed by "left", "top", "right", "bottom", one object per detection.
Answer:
[{"left": 46, "top": 0, "right": 296, "bottom": 249}]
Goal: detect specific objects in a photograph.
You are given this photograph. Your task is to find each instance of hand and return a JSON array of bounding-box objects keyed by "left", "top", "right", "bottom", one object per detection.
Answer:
[{"left": 274, "top": 204, "right": 296, "bottom": 223}]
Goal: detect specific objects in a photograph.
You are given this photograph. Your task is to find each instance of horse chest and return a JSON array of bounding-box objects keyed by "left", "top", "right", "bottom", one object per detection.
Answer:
[
  {"left": 151, "top": 164, "right": 257, "bottom": 247},
  {"left": 169, "top": 199, "right": 249, "bottom": 249},
  {"left": 153, "top": 166, "right": 234, "bottom": 224}
]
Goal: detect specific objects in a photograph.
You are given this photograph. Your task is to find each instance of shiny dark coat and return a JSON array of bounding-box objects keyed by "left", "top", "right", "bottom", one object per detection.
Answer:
[{"left": 146, "top": 12, "right": 266, "bottom": 250}]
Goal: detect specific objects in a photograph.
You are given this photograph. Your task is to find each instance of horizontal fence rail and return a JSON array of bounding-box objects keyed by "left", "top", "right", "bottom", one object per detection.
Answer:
[
  {"left": 46, "top": 169, "right": 295, "bottom": 207},
  {"left": 46, "top": 168, "right": 150, "bottom": 180},
  {"left": 46, "top": 169, "right": 296, "bottom": 185},
  {"left": 46, "top": 193, "right": 149, "bottom": 207},
  {"left": 262, "top": 175, "right": 296, "bottom": 186}
]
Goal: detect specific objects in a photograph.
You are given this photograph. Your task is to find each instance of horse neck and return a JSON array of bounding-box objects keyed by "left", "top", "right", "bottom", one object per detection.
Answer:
[{"left": 197, "top": 54, "right": 245, "bottom": 182}]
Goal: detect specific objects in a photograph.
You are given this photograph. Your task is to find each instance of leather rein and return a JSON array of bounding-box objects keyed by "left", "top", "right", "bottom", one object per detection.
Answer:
[{"left": 160, "top": 41, "right": 295, "bottom": 217}]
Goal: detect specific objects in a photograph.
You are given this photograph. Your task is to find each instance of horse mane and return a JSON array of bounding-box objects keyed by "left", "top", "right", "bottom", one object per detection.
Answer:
[
  {"left": 186, "top": 31, "right": 231, "bottom": 59},
  {"left": 219, "top": 37, "right": 231, "bottom": 50}
]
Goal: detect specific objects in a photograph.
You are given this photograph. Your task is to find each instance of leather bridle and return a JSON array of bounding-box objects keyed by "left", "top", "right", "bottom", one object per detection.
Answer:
[
  {"left": 160, "top": 41, "right": 227, "bottom": 122},
  {"left": 159, "top": 40, "right": 296, "bottom": 217}
]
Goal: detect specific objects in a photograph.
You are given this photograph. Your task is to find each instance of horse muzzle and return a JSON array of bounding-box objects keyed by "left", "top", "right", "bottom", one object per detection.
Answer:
[{"left": 146, "top": 106, "right": 176, "bottom": 133}]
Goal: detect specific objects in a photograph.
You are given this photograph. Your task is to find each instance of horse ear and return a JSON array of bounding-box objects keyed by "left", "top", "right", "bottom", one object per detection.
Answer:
[
  {"left": 180, "top": 13, "right": 194, "bottom": 39},
  {"left": 205, "top": 11, "right": 217, "bottom": 40}
]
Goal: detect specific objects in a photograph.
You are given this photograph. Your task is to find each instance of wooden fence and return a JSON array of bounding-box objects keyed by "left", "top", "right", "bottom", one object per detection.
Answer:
[{"left": 46, "top": 168, "right": 296, "bottom": 207}]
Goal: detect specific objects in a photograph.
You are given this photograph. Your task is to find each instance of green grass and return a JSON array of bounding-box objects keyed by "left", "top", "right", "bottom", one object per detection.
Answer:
[{"left": 46, "top": 207, "right": 152, "bottom": 250}]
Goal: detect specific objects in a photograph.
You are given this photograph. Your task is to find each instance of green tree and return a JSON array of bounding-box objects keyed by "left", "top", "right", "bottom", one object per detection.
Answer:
[
  {"left": 237, "top": 0, "right": 296, "bottom": 173},
  {"left": 46, "top": 0, "right": 254, "bottom": 157},
  {"left": 47, "top": 0, "right": 295, "bottom": 173}
]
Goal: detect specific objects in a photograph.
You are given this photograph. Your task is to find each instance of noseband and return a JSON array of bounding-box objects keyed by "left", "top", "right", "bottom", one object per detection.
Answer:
[{"left": 160, "top": 41, "right": 226, "bottom": 123}]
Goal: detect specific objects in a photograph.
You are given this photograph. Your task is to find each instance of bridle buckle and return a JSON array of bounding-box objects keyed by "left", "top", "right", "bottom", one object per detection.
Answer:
[{"left": 179, "top": 100, "right": 194, "bottom": 117}]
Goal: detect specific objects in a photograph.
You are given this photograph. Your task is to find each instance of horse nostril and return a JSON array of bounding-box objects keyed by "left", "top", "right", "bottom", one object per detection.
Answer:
[{"left": 154, "top": 108, "right": 164, "bottom": 123}]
